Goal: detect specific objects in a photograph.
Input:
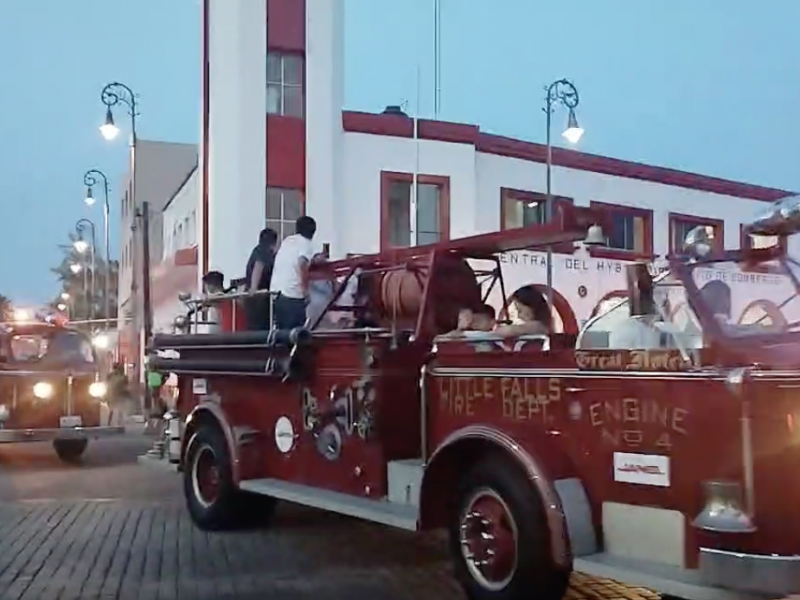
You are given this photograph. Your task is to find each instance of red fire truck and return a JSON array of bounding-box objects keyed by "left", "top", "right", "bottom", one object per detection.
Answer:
[{"left": 150, "top": 198, "right": 800, "bottom": 600}]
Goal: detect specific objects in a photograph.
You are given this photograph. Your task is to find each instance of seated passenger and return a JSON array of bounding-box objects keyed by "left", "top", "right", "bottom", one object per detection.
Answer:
[
  {"left": 493, "top": 287, "right": 551, "bottom": 338},
  {"left": 307, "top": 256, "right": 335, "bottom": 328},
  {"left": 200, "top": 271, "right": 225, "bottom": 333},
  {"left": 442, "top": 304, "right": 497, "bottom": 337}
]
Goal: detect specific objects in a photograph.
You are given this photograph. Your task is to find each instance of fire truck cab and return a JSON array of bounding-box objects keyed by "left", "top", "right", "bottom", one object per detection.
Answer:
[{"left": 150, "top": 197, "right": 800, "bottom": 600}]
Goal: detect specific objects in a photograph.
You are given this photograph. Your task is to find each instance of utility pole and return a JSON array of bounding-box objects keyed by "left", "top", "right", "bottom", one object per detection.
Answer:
[{"left": 138, "top": 201, "right": 154, "bottom": 413}]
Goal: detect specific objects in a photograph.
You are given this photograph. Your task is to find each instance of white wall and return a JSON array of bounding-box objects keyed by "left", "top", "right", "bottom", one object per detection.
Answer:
[
  {"left": 342, "top": 132, "right": 479, "bottom": 253},
  {"left": 162, "top": 168, "right": 199, "bottom": 259},
  {"left": 206, "top": 0, "right": 268, "bottom": 279},
  {"left": 340, "top": 132, "right": 790, "bottom": 326},
  {"left": 306, "top": 0, "right": 345, "bottom": 257}
]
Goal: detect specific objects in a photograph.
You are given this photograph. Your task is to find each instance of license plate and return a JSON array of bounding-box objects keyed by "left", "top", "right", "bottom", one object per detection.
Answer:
[{"left": 59, "top": 416, "right": 82, "bottom": 428}]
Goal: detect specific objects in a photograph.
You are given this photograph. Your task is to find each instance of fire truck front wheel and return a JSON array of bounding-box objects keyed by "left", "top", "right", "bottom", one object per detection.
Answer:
[
  {"left": 184, "top": 424, "right": 276, "bottom": 531},
  {"left": 450, "top": 457, "right": 570, "bottom": 600}
]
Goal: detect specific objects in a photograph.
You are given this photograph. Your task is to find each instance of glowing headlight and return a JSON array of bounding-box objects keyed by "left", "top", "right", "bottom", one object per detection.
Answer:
[
  {"left": 0, "top": 405, "right": 9, "bottom": 421},
  {"left": 33, "top": 382, "right": 54, "bottom": 399},
  {"left": 92, "top": 334, "right": 109, "bottom": 349},
  {"left": 89, "top": 382, "right": 107, "bottom": 398}
]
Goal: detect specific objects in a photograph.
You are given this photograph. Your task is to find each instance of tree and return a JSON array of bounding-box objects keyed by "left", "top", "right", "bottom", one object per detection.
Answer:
[
  {"left": 51, "top": 231, "right": 119, "bottom": 322},
  {"left": 0, "top": 294, "right": 12, "bottom": 321}
]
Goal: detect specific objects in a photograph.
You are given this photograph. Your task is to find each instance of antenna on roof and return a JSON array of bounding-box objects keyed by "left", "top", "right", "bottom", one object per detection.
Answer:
[
  {"left": 433, "top": 0, "right": 442, "bottom": 119},
  {"left": 411, "top": 64, "right": 422, "bottom": 245}
]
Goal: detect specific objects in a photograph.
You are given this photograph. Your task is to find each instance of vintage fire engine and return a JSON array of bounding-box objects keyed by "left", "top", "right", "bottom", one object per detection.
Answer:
[
  {"left": 150, "top": 197, "right": 800, "bottom": 600},
  {"left": 0, "top": 319, "right": 122, "bottom": 462}
]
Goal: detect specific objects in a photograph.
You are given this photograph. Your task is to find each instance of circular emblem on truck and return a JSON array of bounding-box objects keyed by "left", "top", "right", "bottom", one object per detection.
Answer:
[{"left": 274, "top": 416, "right": 295, "bottom": 454}]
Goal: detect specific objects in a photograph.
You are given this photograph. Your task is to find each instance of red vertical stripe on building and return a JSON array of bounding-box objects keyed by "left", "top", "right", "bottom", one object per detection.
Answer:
[{"left": 266, "top": 0, "right": 307, "bottom": 203}]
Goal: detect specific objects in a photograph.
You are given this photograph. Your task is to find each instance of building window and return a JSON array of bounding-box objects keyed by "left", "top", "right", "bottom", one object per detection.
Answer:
[
  {"left": 266, "top": 187, "right": 304, "bottom": 241},
  {"left": 501, "top": 189, "right": 546, "bottom": 229},
  {"left": 380, "top": 172, "right": 450, "bottom": 250},
  {"left": 669, "top": 213, "right": 724, "bottom": 255},
  {"left": 589, "top": 201, "right": 653, "bottom": 260},
  {"left": 500, "top": 188, "right": 575, "bottom": 254},
  {"left": 739, "top": 223, "right": 787, "bottom": 252},
  {"left": 266, "top": 53, "right": 303, "bottom": 117}
]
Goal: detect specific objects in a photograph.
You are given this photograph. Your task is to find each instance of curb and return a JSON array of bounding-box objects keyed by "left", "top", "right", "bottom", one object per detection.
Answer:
[{"left": 137, "top": 454, "right": 180, "bottom": 472}]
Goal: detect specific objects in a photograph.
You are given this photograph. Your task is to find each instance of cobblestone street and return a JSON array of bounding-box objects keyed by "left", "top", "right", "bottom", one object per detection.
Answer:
[{"left": 0, "top": 432, "right": 662, "bottom": 600}]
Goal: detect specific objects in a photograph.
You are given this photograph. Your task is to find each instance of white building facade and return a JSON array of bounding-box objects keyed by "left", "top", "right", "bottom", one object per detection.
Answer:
[{"left": 158, "top": 0, "right": 793, "bottom": 333}]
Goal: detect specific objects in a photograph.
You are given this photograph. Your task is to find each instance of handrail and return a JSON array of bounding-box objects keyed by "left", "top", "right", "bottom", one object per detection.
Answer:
[{"left": 181, "top": 288, "right": 276, "bottom": 307}]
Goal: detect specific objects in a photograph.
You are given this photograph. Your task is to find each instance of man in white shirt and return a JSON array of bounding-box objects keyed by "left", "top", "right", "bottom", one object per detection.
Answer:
[{"left": 271, "top": 216, "right": 317, "bottom": 329}]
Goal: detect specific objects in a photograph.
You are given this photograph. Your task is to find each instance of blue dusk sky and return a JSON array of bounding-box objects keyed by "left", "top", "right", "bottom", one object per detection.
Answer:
[{"left": 0, "top": 0, "right": 797, "bottom": 304}]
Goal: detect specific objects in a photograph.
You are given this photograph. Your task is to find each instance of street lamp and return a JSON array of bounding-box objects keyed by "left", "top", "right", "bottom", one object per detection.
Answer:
[
  {"left": 60, "top": 292, "right": 70, "bottom": 301},
  {"left": 100, "top": 81, "right": 148, "bottom": 414},
  {"left": 57, "top": 303, "right": 67, "bottom": 312},
  {"left": 84, "top": 169, "right": 112, "bottom": 331},
  {"left": 543, "top": 78, "right": 583, "bottom": 313},
  {"left": 76, "top": 218, "right": 97, "bottom": 320}
]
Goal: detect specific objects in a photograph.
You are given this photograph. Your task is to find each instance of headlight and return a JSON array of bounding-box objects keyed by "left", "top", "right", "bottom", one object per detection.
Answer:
[
  {"left": 0, "top": 405, "right": 8, "bottom": 420},
  {"left": 92, "top": 334, "right": 109, "bottom": 349},
  {"left": 89, "top": 382, "right": 107, "bottom": 398},
  {"left": 33, "top": 382, "right": 54, "bottom": 399}
]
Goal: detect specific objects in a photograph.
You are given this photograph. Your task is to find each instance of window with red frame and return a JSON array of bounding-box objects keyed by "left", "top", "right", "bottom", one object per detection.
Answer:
[
  {"left": 500, "top": 189, "right": 574, "bottom": 252},
  {"left": 381, "top": 172, "right": 450, "bottom": 250},
  {"left": 669, "top": 213, "right": 724, "bottom": 255},
  {"left": 739, "top": 223, "right": 787, "bottom": 252},
  {"left": 266, "top": 187, "right": 304, "bottom": 241},
  {"left": 266, "top": 53, "right": 303, "bottom": 117},
  {"left": 590, "top": 202, "right": 653, "bottom": 259},
  {"left": 500, "top": 189, "right": 573, "bottom": 229}
]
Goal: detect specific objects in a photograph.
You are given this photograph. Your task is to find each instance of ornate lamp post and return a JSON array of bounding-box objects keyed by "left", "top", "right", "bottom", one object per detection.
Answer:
[
  {"left": 543, "top": 79, "right": 584, "bottom": 311},
  {"left": 100, "top": 81, "right": 149, "bottom": 410},
  {"left": 84, "top": 169, "right": 111, "bottom": 330},
  {"left": 75, "top": 219, "right": 97, "bottom": 321}
]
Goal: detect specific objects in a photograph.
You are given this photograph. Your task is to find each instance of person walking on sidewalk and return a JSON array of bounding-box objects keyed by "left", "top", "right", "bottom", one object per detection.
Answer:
[{"left": 107, "top": 363, "right": 130, "bottom": 427}]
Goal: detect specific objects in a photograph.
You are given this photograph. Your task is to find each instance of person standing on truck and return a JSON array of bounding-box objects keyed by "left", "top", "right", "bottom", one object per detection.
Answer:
[
  {"left": 271, "top": 216, "right": 318, "bottom": 330},
  {"left": 245, "top": 228, "right": 278, "bottom": 330}
]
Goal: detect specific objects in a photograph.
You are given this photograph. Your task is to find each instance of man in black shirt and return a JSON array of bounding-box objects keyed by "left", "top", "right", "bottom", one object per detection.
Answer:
[{"left": 245, "top": 228, "right": 278, "bottom": 329}]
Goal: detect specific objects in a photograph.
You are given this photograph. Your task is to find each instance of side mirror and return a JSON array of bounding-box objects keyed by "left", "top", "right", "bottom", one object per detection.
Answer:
[
  {"left": 178, "top": 292, "right": 192, "bottom": 303},
  {"left": 626, "top": 263, "right": 655, "bottom": 317}
]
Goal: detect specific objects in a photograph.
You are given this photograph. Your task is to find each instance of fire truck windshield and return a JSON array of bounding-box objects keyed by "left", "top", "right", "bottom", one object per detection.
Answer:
[
  {"left": 689, "top": 256, "right": 800, "bottom": 336},
  {"left": 9, "top": 330, "right": 96, "bottom": 364}
]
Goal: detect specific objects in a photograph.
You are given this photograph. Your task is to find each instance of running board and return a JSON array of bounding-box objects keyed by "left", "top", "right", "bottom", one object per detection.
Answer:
[
  {"left": 575, "top": 554, "right": 760, "bottom": 600},
  {"left": 239, "top": 478, "right": 419, "bottom": 531}
]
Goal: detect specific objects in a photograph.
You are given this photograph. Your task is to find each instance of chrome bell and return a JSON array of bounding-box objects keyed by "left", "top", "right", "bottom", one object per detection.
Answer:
[
  {"left": 584, "top": 224, "right": 605, "bottom": 246},
  {"left": 692, "top": 480, "right": 756, "bottom": 533}
]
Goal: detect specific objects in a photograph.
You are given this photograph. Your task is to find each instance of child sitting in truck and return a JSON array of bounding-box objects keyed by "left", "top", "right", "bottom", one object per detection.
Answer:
[{"left": 442, "top": 304, "right": 497, "bottom": 337}]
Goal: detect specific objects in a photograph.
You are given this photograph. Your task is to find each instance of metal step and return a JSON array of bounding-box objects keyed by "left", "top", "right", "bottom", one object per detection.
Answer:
[
  {"left": 575, "top": 553, "right": 760, "bottom": 600},
  {"left": 239, "top": 478, "right": 419, "bottom": 530}
]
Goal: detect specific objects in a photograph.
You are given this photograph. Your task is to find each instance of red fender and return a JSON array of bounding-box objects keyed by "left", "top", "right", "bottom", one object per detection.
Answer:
[
  {"left": 183, "top": 401, "right": 242, "bottom": 484},
  {"left": 421, "top": 424, "right": 571, "bottom": 569}
]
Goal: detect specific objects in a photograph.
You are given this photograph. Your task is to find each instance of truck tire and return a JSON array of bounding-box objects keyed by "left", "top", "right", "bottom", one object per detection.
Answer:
[
  {"left": 450, "top": 456, "right": 570, "bottom": 600},
  {"left": 183, "top": 424, "right": 276, "bottom": 531},
  {"left": 53, "top": 439, "right": 88, "bottom": 463}
]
